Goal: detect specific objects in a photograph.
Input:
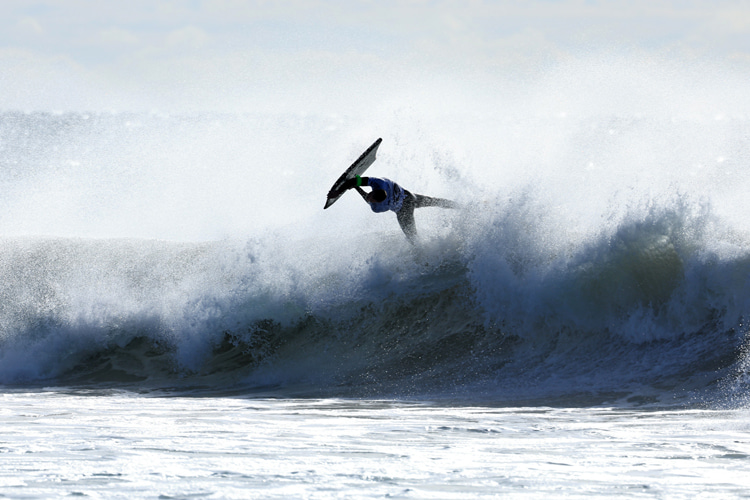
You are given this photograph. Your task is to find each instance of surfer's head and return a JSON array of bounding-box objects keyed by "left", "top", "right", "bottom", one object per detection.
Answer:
[{"left": 367, "top": 189, "right": 387, "bottom": 203}]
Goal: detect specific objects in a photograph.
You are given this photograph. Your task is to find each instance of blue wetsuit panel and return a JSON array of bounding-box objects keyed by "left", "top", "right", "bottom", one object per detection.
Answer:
[{"left": 365, "top": 177, "right": 405, "bottom": 213}]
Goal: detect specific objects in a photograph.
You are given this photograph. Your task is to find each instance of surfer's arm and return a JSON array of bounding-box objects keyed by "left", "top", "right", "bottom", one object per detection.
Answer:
[{"left": 341, "top": 176, "right": 370, "bottom": 191}]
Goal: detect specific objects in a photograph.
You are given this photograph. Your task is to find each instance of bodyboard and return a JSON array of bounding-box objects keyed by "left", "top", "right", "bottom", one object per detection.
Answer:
[{"left": 324, "top": 138, "right": 382, "bottom": 209}]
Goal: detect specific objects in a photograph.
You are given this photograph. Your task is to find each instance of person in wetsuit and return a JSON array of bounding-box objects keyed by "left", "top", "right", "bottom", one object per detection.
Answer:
[{"left": 340, "top": 175, "right": 458, "bottom": 245}]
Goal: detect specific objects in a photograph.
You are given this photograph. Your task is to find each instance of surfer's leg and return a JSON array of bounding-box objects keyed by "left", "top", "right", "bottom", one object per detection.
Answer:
[
  {"left": 413, "top": 194, "right": 459, "bottom": 209},
  {"left": 397, "top": 193, "right": 418, "bottom": 245}
]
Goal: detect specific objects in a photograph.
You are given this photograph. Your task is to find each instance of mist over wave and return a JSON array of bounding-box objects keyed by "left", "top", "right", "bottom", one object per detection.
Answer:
[{"left": 1, "top": 54, "right": 750, "bottom": 406}]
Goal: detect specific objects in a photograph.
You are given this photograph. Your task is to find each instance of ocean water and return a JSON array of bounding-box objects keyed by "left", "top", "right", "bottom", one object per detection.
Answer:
[
  {"left": 2, "top": 55, "right": 750, "bottom": 497},
  {"left": 3, "top": 392, "right": 750, "bottom": 499}
]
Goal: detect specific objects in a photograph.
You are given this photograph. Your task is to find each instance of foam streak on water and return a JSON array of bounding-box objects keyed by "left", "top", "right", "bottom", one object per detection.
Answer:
[{"left": 2, "top": 391, "right": 749, "bottom": 499}]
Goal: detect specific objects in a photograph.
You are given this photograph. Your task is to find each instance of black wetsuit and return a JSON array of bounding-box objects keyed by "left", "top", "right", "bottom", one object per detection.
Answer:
[{"left": 396, "top": 190, "right": 458, "bottom": 244}]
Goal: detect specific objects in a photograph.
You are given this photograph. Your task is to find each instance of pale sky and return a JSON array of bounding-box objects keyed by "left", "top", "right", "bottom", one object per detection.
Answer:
[{"left": 2, "top": 0, "right": 750, "bottom": 113}]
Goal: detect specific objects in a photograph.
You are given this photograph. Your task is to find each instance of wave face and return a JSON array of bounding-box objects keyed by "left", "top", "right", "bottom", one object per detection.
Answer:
[{"left": 2, "top": 56, "right": 750, "bottom": 406}]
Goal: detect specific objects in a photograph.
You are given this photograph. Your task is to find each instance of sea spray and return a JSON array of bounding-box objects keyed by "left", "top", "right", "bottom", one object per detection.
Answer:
[{"left": 0, "top": 54, "right": 749, "bottom": 404}]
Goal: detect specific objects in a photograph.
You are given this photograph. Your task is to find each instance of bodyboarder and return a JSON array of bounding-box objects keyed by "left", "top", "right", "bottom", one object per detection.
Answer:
[{"left": 337, "top": 176, "right": 459, "bottom": 245}]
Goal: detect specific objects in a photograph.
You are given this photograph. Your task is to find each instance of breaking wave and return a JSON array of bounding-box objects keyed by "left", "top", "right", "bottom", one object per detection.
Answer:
[
  {"left": 3, "top": 52, "right": 750, "bottom": 407},
  {"left": 0, "top": 194, "right": 748, "bottom": 406}
]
